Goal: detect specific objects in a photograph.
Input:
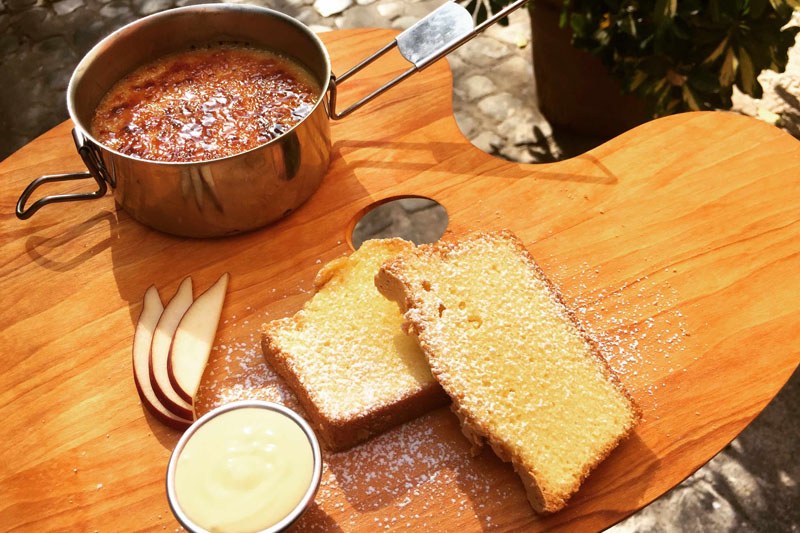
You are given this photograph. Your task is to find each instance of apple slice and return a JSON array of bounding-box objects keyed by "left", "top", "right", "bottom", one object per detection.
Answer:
[
  {"left": 149, "top": 277, "right": 194, "bottom": 420},
  {"left": 168, "top": 273, "right": 229, "bottom": 403},
  {"left": 132, "top": 285, "right": 192, "bottom": 431}
]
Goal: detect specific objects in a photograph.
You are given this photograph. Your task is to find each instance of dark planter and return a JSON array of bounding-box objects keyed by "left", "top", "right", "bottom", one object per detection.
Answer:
[{"left": 530, "top": 0, "right": 648, "bottom": 138}]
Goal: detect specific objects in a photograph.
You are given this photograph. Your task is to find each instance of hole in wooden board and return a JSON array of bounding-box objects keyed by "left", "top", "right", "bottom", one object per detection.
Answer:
[{"left": 351, "top": 196, "right": 448, "bottom": 250}]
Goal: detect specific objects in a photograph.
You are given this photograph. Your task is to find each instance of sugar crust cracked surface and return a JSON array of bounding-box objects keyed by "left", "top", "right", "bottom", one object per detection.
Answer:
[
  {"left": 261, "top": 239, "right": 448, "bottom": 451},
  {"left": 376, "top": 230, "right": 641, "bottom": 513}
]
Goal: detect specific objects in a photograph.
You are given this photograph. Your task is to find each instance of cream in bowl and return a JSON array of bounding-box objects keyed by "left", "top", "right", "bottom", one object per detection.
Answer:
[{"left": 166, "top": 401, "right": 322, "bottom": 533}]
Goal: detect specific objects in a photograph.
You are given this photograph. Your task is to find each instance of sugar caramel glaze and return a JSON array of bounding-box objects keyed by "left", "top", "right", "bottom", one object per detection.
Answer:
[{"left": 90, "top": 44, "right": 320, "bottom": 162}]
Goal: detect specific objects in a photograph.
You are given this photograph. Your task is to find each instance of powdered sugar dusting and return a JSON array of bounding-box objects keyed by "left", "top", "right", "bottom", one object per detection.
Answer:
[
  {"left": 190, "top": 234, "right": 694, "bottom": 529},
  {"left": 194, "top": 307, "right": 525, "bottom": 530},
  {"left": 294, "top": 411, "right": 522, "bottom": 531},
  {"left": 390, "top": 232, "right": 639, "bottom": 501},
  {"left": 195, "top": 307, "right": 305, "bottom": 417},
  {"left": 539, "top": 258, "right": 694, "bottom": 420},
  {"left": 261, "top": 240, "right": 437, "bottom": 428}
]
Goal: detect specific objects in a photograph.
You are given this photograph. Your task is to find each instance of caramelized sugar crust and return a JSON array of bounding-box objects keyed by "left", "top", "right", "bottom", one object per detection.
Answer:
[{"left": 91, "top": 45, "right": 319, "bottom": 162}]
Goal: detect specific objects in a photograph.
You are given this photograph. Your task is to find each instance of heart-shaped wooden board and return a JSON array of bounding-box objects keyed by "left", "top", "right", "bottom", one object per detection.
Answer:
[{"left": 1, "top": 28, "right": 799, "bottom": 532}]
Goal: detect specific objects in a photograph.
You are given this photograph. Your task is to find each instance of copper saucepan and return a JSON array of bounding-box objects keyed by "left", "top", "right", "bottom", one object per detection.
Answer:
[{"left": 15, "top": 1, "right": 527, "bottom": 237}]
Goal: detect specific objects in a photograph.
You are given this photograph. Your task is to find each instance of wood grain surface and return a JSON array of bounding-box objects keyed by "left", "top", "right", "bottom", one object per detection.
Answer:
[{"left": 1, "top": 28, "right": 800, "bottom": 532}]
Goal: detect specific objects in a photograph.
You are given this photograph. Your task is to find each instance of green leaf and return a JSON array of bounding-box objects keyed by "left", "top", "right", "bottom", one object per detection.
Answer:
[
  {"left": 570, "top": 13, "right": 588, "bottom": 36},
  {"left": 665, "top": 97, "right": 682, "bottom": 113},
  {"left": 768, "top": 0, "right": 796, "bottom": 17},
  {"left": 738, "top": 47, "right": 758, "bottom": 95},
  {"left": 654, "top": 0, "right": 677, "bottom": 24},
  {"left": 703, "top": 35, "right": 730, "bottom": 64},
  {"left": 653, "top": 78, "right": 669, "bottom": 94},
  {"left": 625, "top": 15, "right": 638, "bottom": 38},
  {"left": 557, "top": 0, "right": 794, "bottom": 117},
  {"left": 682, "top": 85, "right": 703, "bottom": 111},
  {"left": 629, "top": 70, "right": 648, "bottom": 91},
  {"left": 719, "top": 47, "right": 737, "bottom": 86},
  {"left": 654, "top": 82, "right": 674, "bottom": 110}
]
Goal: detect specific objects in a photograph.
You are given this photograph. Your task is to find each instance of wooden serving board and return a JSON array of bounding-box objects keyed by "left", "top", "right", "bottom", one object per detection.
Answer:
[{"left": 1, "top": 28, "right": 799, "bottom": 532}]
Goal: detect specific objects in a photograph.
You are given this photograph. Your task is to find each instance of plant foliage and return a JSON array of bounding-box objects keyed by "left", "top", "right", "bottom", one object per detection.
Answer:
[{"left": 466, "top": 0, "right": 800, "bottom": 116}]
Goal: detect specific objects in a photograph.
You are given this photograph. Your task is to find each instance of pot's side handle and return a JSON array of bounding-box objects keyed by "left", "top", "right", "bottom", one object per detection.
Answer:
[
  {"left": 328, "top": 0, "right": 529, "bottom": 120},
  {"left": 16, "top": 129, "right": 111, "bottom": 220}
]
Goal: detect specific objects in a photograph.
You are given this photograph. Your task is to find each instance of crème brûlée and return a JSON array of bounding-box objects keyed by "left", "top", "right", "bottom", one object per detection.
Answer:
[{"left": 91, "top": 45, "right": 319, "bottom": 162}]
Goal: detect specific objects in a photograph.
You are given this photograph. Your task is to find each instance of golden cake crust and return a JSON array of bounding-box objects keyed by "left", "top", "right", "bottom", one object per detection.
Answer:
[
  {"left": 261, "top": 238, "right": 448, "bottom": 451},
  {"left": 375, "top": 229, "right": 641, "bottom": 513}
]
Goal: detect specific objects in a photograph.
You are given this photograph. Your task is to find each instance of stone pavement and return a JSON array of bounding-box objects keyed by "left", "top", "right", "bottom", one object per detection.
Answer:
[{"left": 2, "top": 0, "right": 799, "bottom": 530}]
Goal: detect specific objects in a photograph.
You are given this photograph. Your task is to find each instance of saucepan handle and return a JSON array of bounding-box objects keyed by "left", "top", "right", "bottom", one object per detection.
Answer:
[
  {"left": 328, "top": 0, "right": 529, "bottom": 120},
  {"left": 16, "top": 129, "right": 112, "bottom": 220}
]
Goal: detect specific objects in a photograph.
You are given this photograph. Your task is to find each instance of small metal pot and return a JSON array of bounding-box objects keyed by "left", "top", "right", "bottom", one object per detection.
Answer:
[{"left": 15, "top": 1, "right": 527, "bottom": 237}]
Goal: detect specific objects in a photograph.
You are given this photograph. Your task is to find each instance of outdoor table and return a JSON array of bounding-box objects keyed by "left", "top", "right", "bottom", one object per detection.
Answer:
[{"left": 1, "top": 28, "right": 799, "bottom": 532}]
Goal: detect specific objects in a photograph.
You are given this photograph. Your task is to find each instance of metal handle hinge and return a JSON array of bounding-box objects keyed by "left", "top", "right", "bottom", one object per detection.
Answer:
[
  {"left": 15, "top": 129, "right": 112, "bottom": 220},
  {"left": 328, "top": 0, "right": 529, "bottom": 120}
]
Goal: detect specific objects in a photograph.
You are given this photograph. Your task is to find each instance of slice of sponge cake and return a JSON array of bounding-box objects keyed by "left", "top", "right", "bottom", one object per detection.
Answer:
[
  {"left": 375, "top": 230, "right": 640, "bottom": 512},
  {"left": 261, "top": 238, "right": 448, "bottom": 451}
]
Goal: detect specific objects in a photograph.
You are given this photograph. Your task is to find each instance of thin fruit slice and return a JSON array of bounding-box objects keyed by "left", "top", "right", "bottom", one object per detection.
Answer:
[
  {"left": 168, "top": 273, "right": 229, "bottom": 403},
  {"left": 132, "top": 285, "right": 192, "bottom": 431},
  {"left": 149, "top": 277, "right": 194, "bottom": 419}
]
